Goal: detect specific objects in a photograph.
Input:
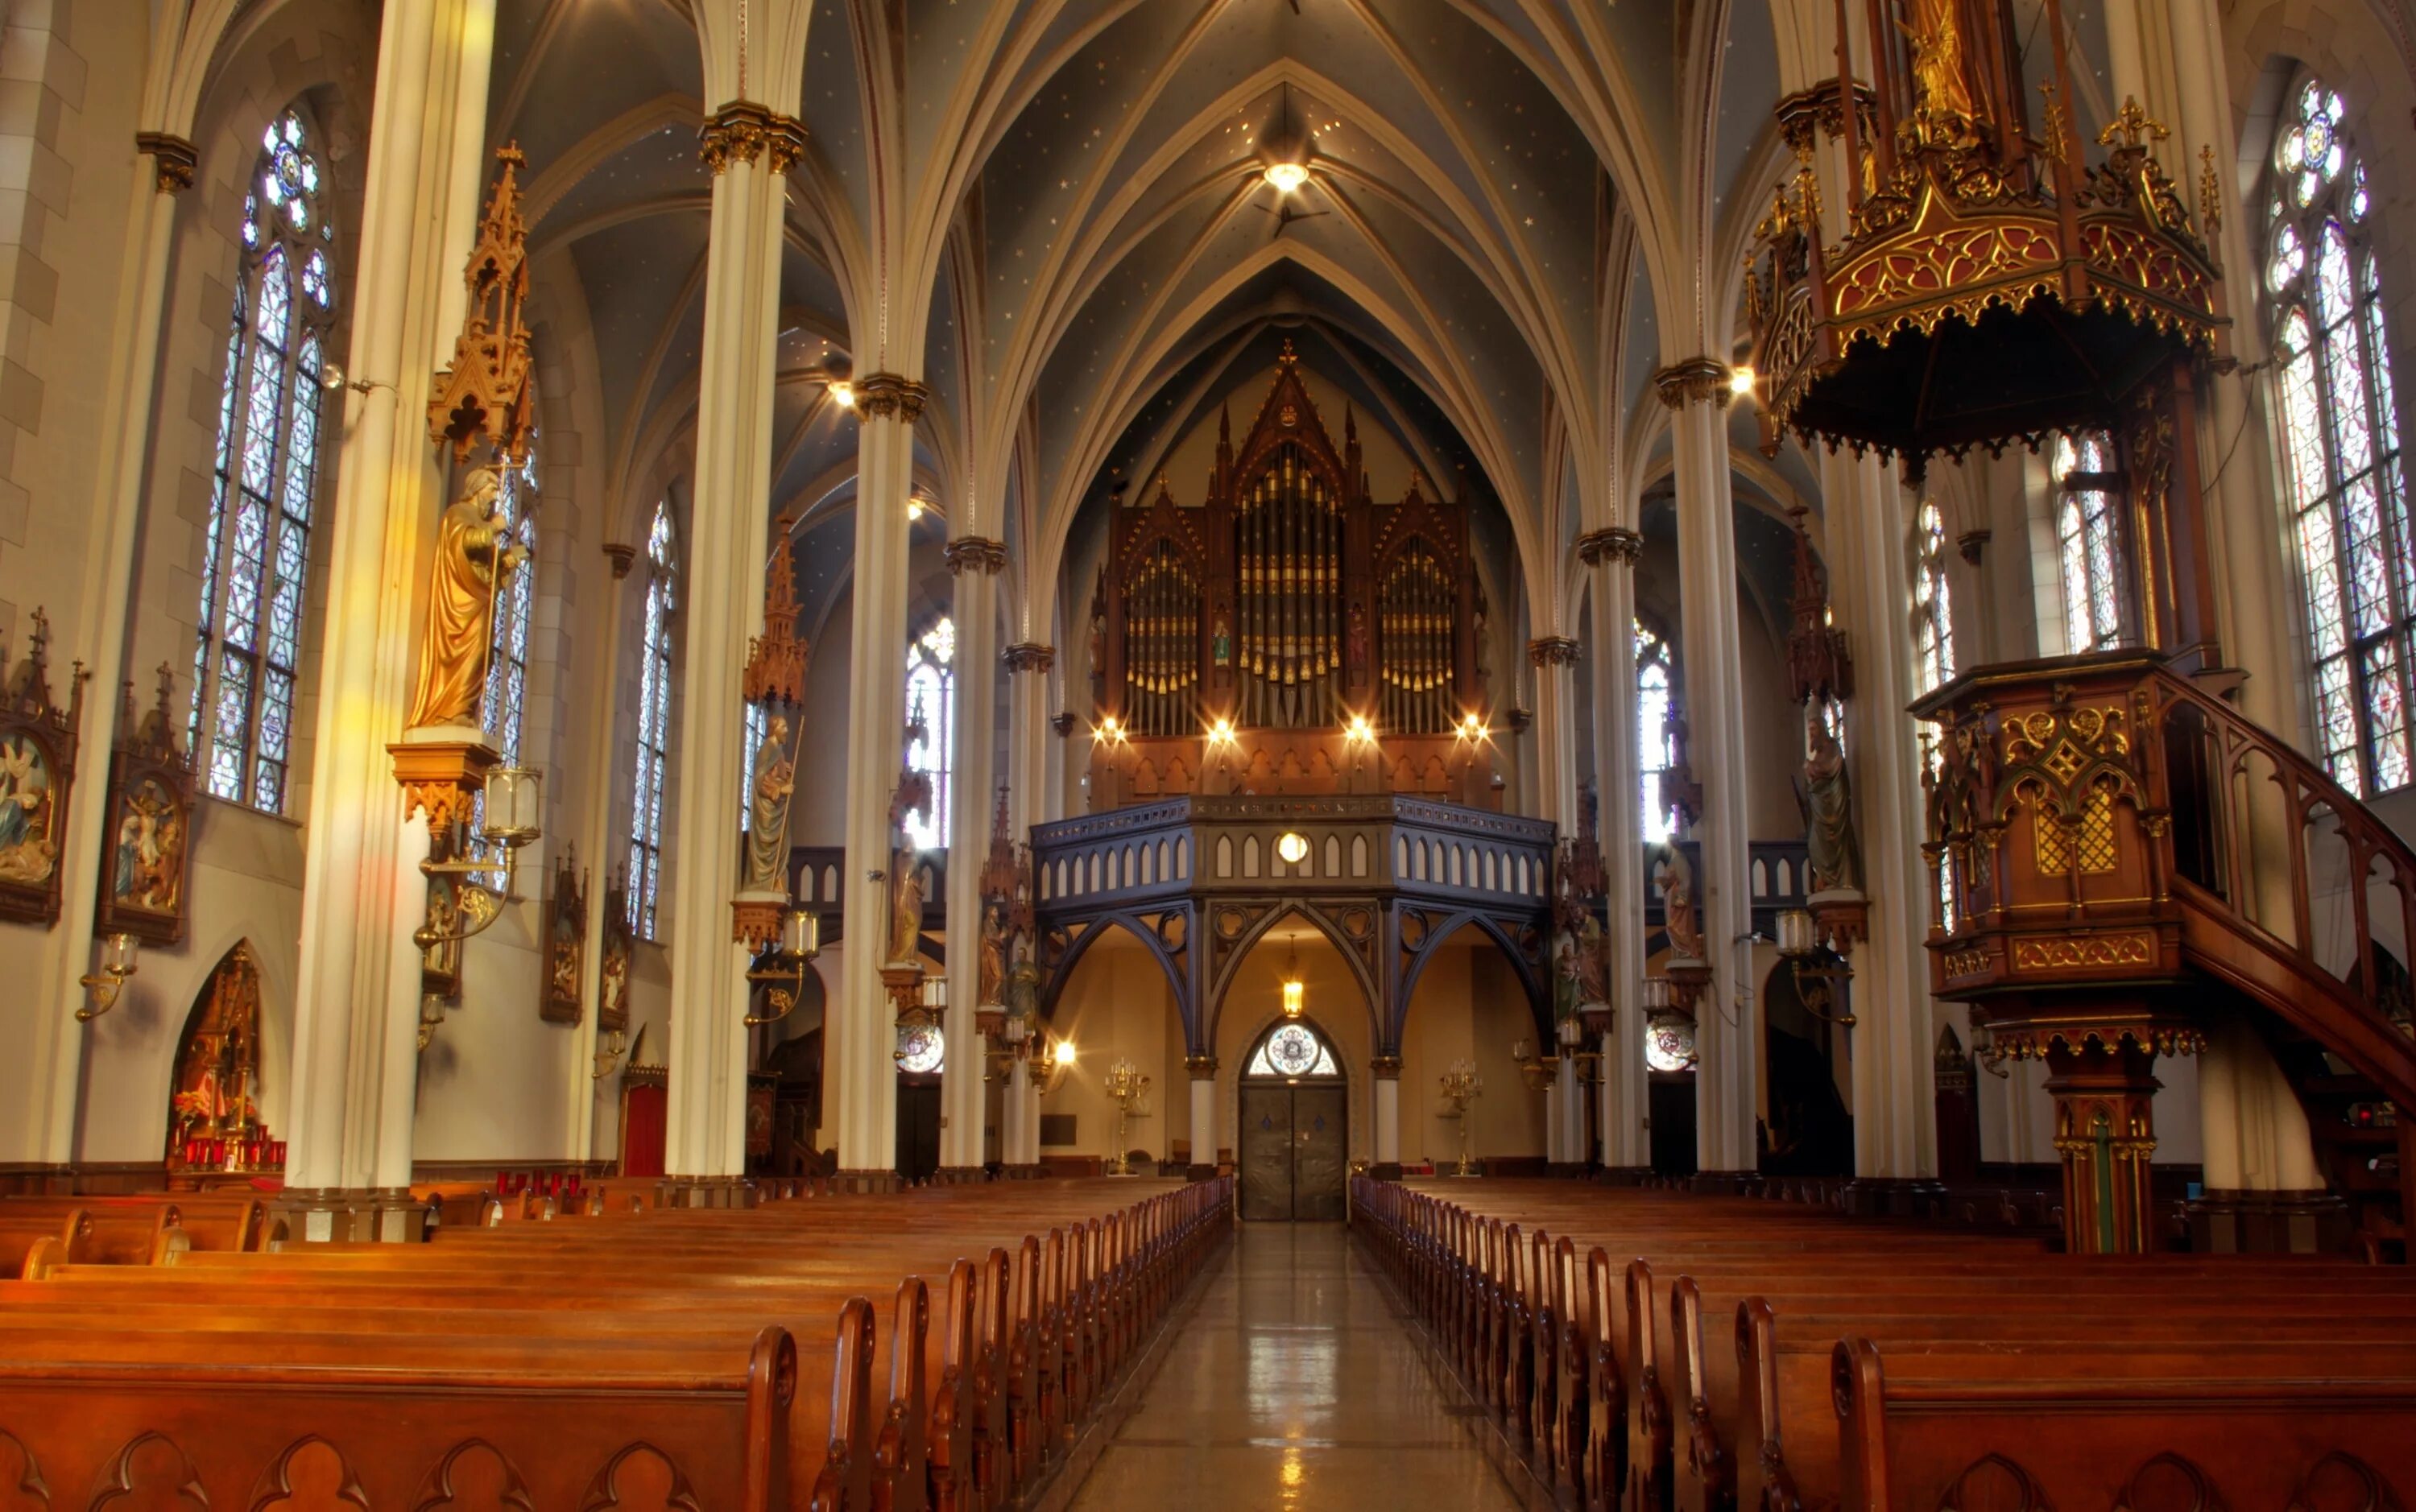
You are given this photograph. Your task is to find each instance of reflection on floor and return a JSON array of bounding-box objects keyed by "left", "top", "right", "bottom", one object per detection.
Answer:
[{"left": 1066, "top": 1221, "right": 1522, "bottom": 1510}]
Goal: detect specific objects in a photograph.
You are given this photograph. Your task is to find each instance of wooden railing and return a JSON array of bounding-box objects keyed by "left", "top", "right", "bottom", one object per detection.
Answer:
[{"left": 1918, "top": 649, "right": 2416, "bottom": 1107}]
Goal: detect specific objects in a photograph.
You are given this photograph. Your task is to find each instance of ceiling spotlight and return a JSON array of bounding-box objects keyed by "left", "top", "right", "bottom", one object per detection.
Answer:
[
  {"left": 1263, "top": 160, "right": 1309, "bottom": 195},
  {"left": 1728, "top": 365, "right": 1756, "bottom": 397},
  {"left": 828, "top": 379, "right": 856, "bottom": 409}
]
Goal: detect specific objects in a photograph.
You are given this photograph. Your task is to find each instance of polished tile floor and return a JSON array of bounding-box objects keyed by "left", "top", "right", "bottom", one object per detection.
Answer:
[{"left": 1067, "top": 1222, "right": 1523, "bottom": 1510}]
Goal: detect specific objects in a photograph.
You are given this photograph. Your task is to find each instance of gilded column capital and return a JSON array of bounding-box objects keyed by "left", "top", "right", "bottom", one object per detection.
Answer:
[
  {"left": 1003, "top": 642, "right": 1056, "bottom": 673},
  {"left": 1185, "top": 1055, "right": 1219, "bottom": 1080},
  {"left": 134, "top": 132, "right": 197, "bottom": 194},
  {"left": 1527, "top": 636, "right": 1581, "bottom": 668},
  {"left": 1653, "top": 356, "right": 1735, "bottom": 411},
  {"left": 698, "top": 101, "right": 807, "bottom": 174},
  {"left": 1370, "top": 1056, "right": 1403, "bottom": 1080},
  {"left": 945, "top": 537, "right": 1008, "bottom": 575},
  {"left": 1575, "top": 527, "right": 1643, "bottom": 568},
  {"left": 854, "top": 373, "right": 929, "bottom": 423}
]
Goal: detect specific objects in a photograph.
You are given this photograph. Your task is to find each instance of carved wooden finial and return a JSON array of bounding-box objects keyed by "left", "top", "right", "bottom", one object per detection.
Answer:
[
  {"left": 743, "top": 518, "right": 809, "bottom": 707},
  {"left": 428, "top": 143, "right": 534, "bottom": 463}
]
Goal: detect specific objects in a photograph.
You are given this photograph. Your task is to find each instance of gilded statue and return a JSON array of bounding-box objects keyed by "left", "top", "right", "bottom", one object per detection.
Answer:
[
  {"left": 1804, "top": 705, "right": 1864, "bottom": 893},
  {"left": 1653, "top": 841, "right": 1704, "bottom": 960},
  {"left": 978, "top": 899, "right": 1008, "bottom": 1007},
  {"left": 1899, "top": 0, "right": 1978, "bottom": 130},
  {"left": 405, "top": 465, "right": 525, "bottom": 730},
  {"left": 742, "top": 714, "right": 796, "bottom": 890},
  {"left": 888, "top": 847, "right": 929, "bottom": 964}
]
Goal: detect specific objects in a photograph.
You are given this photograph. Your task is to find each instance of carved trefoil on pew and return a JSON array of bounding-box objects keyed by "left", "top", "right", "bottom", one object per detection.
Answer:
[
  {"left": 0, "top": 608, "right": 85, "bottom": 927},
  {"left": 541, "top": 845, "right": 586, "bottom": 1026},
  {"left": 94, "top": 663, "right": 194, "bottom": 947}
]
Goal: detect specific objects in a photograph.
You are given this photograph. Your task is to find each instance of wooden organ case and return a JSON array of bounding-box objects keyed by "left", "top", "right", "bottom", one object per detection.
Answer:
[{"left": 1087, "top": 352, "right": 1496, "bottom": 810}]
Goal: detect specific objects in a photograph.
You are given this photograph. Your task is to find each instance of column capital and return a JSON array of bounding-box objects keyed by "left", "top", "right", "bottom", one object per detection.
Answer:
[
  {"left": 1528, "top": 636, "right": 1581, "bottom": 668},
  {"left": 1003, "top": 642, "right": 1056, "bottom": 673},
  {"left": 698, "top": 101, "right": 807, "bottom": 174},
  {"left": 1370, "top": 1056, "right": 1403, "bottom": 1080},
  {"left": 945, "top": 536, "right": 1008, "bottom": 575},
  {"left": 854, "top": 373, "right": 929, "bottom": 423},
  {"left": 1653, "top": 356, "right": 1735, "bottom": 411},
  {"left": 1185, "top": 1055, "right": 1219, "bottom": 1080},
  {"left": 1576, "top": 527, "right": 1643, "bottom": 568},
  {"left": 134, "top": 132, "right": 196, "bottom": 194}
]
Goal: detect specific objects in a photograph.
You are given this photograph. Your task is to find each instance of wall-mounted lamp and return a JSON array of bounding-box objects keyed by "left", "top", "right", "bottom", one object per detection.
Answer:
[
  {"left": 1280, "top": 937, "right": 1305, "bottom": 1018},
  {"left": 1775, "top": 907, "right": 1857, "bottom": 1029},
  {"left": 1728, "top": 364, "right": 1756, "bottom": 398},
  {"left": 418, "top": 989, "right": 448, "bottom": 1051},
  {"left": 76, "top": 932, "right": 139, "bottom": 1021},
  {"left": 1205, "top": 716, "right": 1238, "bottom": 747},
  {"left": 906, "top": 494, "right": 926, "bottom": 522},
  {"left": 745, "top": 906, "right": 821, "bottom": 1027},
  {"left": 827, "top": 378, "right": 856, "bottom": 410},
  {"left": 318, "top": 361, "right": 393, "bottom": 397},
  {"left": 592, "top": 1027, "right": 629, "bottom": 1081},
  {"left": 1093, "top": 715, "right": 1127, "bottom": 746},
  {"left": 1344, "top": 713, "right": 1376, "bottom": 746},
  {"left": 415, "top": 766, "right": 544, "bottom": 952},
  {"left": 1454, "top": 712, "right": 1490, "bottom": 742},
  {"left": 1275, "top": 831, "right": 1309, "bottom": 865}
]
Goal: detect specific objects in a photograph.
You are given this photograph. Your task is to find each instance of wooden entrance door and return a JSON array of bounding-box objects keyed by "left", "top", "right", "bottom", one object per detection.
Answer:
[{"left": 1238, "top": 1082, "right": 1347, "bottom": 1221}]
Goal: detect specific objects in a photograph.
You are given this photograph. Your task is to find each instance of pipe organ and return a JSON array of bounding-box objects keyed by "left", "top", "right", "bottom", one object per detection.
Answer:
[{"left": 1089, "top": 349, "right": 1493, "bottom": 809}]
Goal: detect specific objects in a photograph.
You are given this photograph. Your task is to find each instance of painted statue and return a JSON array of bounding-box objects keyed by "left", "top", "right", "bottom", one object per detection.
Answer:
[
  {"left": 1804, "top": 705, "right": 1863, "bottom": 893},
  {"left": 1653, "top": 841, "right": 1704, "bottom": 960},
  {"left": 0, "top": 733, "right": 53, "bottom": 885},
  {"left": 1212, "top": 612, "right": 1232, "bottom": 668},
  {"left": 405, "top": 464, "right": 526, "bottom": 730},
  {"left": 1577, "top": 914, "right": 1612, "bottom": 1008},
  {"left": 1552, "top": 927, "right": 1583, "bottom": 1022},
  {"left": 1900, "top": 0, "right": 1978, "bottom": 126},
  {"left": 110, "top": 778, "right": 184, "bottom": 912},
  {"left": 743, "top": 713, "right": 796, "bottom": 890},
  {"left": 888, "top": 849, "right": 929, "bottom": 964}
]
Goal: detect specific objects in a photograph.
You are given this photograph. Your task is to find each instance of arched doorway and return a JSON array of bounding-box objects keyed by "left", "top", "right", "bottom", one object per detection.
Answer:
[{"left": 1238, "top": 1018, "right": 1347, "bottom": 1221}]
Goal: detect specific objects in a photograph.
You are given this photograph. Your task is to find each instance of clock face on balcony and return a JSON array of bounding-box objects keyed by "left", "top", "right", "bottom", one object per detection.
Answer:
[
  {"left": 1645, "top": 1018, "right": 1698, "bottom": 1074},
  {"left": 896, "top": 1023, "right": 945, "bottom": 1076}
]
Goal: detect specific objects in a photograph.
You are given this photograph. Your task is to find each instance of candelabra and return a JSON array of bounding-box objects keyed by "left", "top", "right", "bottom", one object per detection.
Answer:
[
  {"left": 1102, "top": 1058, "right": 1152, "bottom": 1175},
  {"left": 1438, "top": 1058, "right": 1483, "bottom": 1177}
]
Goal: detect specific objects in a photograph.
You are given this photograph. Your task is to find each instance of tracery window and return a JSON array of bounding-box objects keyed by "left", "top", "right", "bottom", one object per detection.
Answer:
[
  {"left": 2269, "top": 76, "right": 2412, "bottom": 795},
  {"left": 468, "top": 440, "right": 539, "bottom": 857},
  {"left": 739, "top": 703, "right": 769, "bottom": 832},
  {"left": 1635, "top": 619, "right": 1678, "bottom": 842},
  {"left": 903, "top": 618, "right": 955, "bottom": 851},
  {"left": 1243, "top": 1020, "right": 1340, "bottom": 1079},
  {"left": 1913, "top": 500, "right": 1956, "bottom": 692},
  {"left": 627, "top": 503, "right": 676, "bottom": 938},
  {"left": 188, "top": 108, "right": 337, "bottom": 813},
  {"left": 2052, "top": 429, "right": 2131, "bottom": 653}
]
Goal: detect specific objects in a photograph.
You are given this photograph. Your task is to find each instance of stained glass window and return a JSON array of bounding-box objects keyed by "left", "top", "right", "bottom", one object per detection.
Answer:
[
  {"left": 2269, "top": 76, "right": 2411, "bottom": 795},
  {"left": 904, "top": 618, "right": 955, "bottom": 850},
  {"left": 2052, "top": 428, "right": 2132, "bottom": 653},
  {"left": 1913, "top": 501, "right": 1956, "bottom": 692},
  {"left": 739, "top": 702, "right": 770, "bottom": 832},
  {"left": 1635, "top": 619, "right": 1678, "bottom": 842},
  {"left": 628, "top": 503, "right": 676, "bottom": 938},
  {"left": 1243, "top": 1020, "right": 1340, "bottom": 1078},
  {"left": 188, "top": 108, "right": 337, "bottom": 813},
  {"left": 469, "top": 440, "right": 539, "bottom": 859}
]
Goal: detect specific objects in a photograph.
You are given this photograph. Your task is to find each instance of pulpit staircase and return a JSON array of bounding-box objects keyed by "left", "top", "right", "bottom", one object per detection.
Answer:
[{"left": 1919, "top": 653, "right": 2416, "bottom": 1256}]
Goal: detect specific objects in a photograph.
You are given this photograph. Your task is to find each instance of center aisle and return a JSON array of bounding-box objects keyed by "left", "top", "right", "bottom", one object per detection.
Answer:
[{"left": 1067, "top": 1221, "right": 1523, "bottom": 1510}]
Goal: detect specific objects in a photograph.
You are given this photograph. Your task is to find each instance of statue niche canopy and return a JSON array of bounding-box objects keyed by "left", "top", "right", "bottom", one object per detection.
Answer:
[{"left": 1087, "top": 349, "right": 1493, "bottom": 810}]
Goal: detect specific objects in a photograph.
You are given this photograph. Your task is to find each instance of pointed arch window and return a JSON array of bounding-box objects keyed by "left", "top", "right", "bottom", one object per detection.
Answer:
[
  {"left": 2052, "top": 428, "right": 2131, "bottom": 653},
  {"left": 466, "top": 440, "right": 540, "bottom": 858},
  {"left": 1243, "top": 1019, "right": 1341, "bottom": 1079},
  {"left": 1913, "top": 500, "right": 1956, "bottom": 692},
  {"left": 2269, "top": 76, "right": 2411, "bottom": 795},
  {"left": 1635, "top": 618, "right": 1678, "bottom": 842},
  {"left": 628, "top": 503, "right": 676, "bottom": 938},
  {"left": 904, "top": 618, "right": 955, "bottom": 850},
  {"left": 188, "top": 108, "right": 338, "bottom": 813}
]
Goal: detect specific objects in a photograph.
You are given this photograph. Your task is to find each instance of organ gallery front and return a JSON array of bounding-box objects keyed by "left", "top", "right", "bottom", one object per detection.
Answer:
[{"left": 1085, "top": 349, "right": 1500, "bottom": 809}]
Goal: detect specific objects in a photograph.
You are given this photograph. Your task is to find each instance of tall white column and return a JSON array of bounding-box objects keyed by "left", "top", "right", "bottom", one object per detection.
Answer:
[
  {"left": 1528, "top": 638, "right": 1582, "bottom": 829},
  {"left": 660, "top": 109, "right": 796, "bottom": 1184},
  {"left": 1189, "top": 1058, "right": 1219, "bottom": 1175},
  {"left": 1003, "top": 644, "right": 1054, "bottom": 1170},
  {"left": 941, "top": 539, "right": 1004, "bottom": 1175},
  {"left": 14, "top": 133, "right": 191, "bottom": 1168},
  {"left": 1581, "top": 531, "right": 1649, "bottom": 1171},
  {"left": 1661, "top": 363, "right": 1758, "bottom": 1176},
  {"left": 282, "top": 0, "right": 495, "bottom": 1232},
  {"left": 1820, "top": 450, "right": 1939, "bottom": 1186},
  {"left": 830, "top": 377, "right": 924, "bottom": 1187},
  {"left": 1372, "top": 1060, "right": 1400, "bottom": 1170}
]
